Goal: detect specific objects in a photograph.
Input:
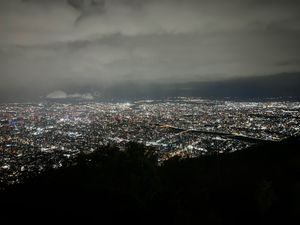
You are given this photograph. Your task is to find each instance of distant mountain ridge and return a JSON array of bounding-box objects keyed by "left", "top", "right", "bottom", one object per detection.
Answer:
[
  {"left": 1, "top": 72, "right": 300, "bottom": 102},
  {"left": 180, "top": 72, "right": 300, "bottom": 99},
  {"left": 96, "top": 72, "right": 300, "bottom": 100}
]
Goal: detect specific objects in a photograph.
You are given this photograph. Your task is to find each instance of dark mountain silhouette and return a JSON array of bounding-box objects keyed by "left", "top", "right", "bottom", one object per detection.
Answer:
[
  {"left": 80, "top": 72, "right": 300, "bottom": 100},
  {"left": 1, "top": 138, "right": 300, "bottom": 225},
  {"left": 1, "top": 72, "right": 300, "bottom": 103},
  {"left": 180, "top": 72, "right": 300, "bottom": 99}
]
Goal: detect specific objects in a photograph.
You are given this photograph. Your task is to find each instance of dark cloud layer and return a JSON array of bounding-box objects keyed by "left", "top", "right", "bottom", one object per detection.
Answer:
[{"left": 0, "top": 0, "right": 300, "bottom": 101}]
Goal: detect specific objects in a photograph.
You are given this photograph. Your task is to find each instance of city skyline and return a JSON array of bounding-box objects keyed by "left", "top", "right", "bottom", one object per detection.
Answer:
[{"left": 1, "top": 98, "right": 299, "bottom": 186}]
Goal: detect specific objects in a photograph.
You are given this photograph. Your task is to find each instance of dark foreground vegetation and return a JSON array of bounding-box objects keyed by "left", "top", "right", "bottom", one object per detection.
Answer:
[{"left": 1, "top": 137, "right": 300, "bottom": 225}]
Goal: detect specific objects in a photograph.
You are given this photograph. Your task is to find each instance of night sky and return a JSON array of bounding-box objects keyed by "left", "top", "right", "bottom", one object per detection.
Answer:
[{"left": 0, "top": 0, "right": 300, "bottom": 101}]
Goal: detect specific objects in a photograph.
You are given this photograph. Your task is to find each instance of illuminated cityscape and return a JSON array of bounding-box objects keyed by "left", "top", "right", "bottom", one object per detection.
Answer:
[
  {"left": 1, "top": 1, "right": 300, "bottom": 223},
  {"left": 1, "top": 97, "right": 299, "bottom": 186}
]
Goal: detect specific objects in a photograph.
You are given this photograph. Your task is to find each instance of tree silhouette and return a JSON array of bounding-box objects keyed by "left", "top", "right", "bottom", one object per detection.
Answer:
[{"left": 1, "top": 137, "right": 300, "bottom": 225}]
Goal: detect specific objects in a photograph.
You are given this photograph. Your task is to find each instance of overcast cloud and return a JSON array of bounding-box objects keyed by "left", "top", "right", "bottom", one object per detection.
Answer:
[{"left": 0, "top": 0, "right": 300, "bottom": 100}]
